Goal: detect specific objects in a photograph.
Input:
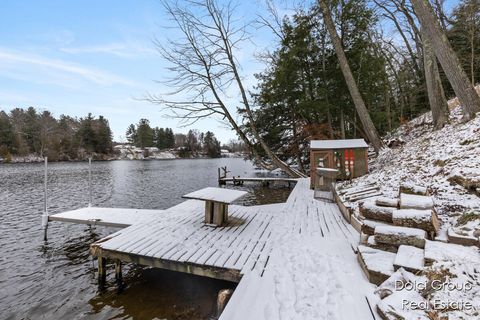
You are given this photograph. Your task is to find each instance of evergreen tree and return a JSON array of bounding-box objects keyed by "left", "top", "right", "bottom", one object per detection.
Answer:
[
  {"left": 126, "top": 124, "right": 137, "bottom": 145},
  {"left": 0, "top": 111, "right": 15, "bottom": 156},
  {"left": 203, "top": 131, "right": 221, "bottom": 158},
  {"left": 78, "top": 113, "right": 96, "bottom": 152},
  {"left": 448, "top": 0, "right": 480, "bottom": 87},
  {"left": 135, "top": 119, "right": 154, "bottom": 148},
  {"left": 94, "top": 116, "right": 112, "bottom": 153}
]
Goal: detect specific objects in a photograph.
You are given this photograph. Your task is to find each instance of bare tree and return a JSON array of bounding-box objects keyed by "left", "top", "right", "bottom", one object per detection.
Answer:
[
  {"left": 149, "top": 0, "right": 305, "bottom": 177},
  {"left": 411, "top": 0, "right": 480, "bottom": 119},
  {"left": 317, "top": 0, "right": 384, "bottom": 151}
]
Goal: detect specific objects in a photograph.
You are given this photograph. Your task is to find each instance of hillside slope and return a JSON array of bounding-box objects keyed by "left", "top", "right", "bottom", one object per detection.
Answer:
[{"left": 340, "top": 106, "right": 480, "bottom": 235}]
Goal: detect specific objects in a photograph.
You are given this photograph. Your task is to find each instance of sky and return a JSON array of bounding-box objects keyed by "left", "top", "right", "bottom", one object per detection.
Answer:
[
  {"left": 0, "top": 0, "right": 460, "bottom": 143},
  {"left": 0, "top": 0, "right": 278, "bottom": 143}
]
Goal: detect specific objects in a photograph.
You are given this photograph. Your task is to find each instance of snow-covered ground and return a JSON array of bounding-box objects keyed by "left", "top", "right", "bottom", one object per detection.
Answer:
[
  {"left": 340, "top": 106, "right": 480, "bottom": 235},
  {"left": 338, "top": 105, "right": 480, "bottom": 319}
]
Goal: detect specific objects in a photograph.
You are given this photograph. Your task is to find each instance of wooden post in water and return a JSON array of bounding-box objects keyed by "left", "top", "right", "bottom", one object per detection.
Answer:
[
  {"left": 98, "top": 257, "right": 107, "bottom": 290},
  {"left": 114, "top": 259, "right": 123, "bottom": 293},
  {"left": 88, "top": 157, "right": 92, "bottom": 207},
  {"left": 41, "top": 157, "right": 49, "bottom": 241},
  {"left": 218, "top": 166, "right": 229, "bottom": 185},
  {"left": 216, "top": 289, "right": 233, "bottom": 318}
]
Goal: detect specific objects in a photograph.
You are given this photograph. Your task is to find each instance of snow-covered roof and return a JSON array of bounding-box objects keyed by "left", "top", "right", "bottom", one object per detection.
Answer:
[{"left": 310, "top": 139, "right": 368, "bottom": 149}]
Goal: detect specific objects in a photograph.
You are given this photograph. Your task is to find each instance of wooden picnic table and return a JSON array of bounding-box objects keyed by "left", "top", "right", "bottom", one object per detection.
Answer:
[{"left": 182, "top": 187, "right": 248, "bottom": 226}]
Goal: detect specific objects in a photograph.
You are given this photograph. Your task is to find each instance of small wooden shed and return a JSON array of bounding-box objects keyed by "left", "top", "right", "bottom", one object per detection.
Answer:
[{"left": 310, "top": 139, "right": 369, "bottom": 188}]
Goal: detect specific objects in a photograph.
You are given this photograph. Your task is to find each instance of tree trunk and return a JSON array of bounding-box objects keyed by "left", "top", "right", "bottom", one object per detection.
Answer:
[
  {"left": 318, "top": 0, "right": 384, "bottom": 151},
  {"left": 411, "top": 0, "right": 480, "bottom": 119},
  {"left": 422, "top": 28, "right": 449, "bottom": 129},
  {"left": 384, "top": 82, "right": 392, "bottom": 132},
  {"left": 340, "top": 109, "right": 346, "bottom": 139}
]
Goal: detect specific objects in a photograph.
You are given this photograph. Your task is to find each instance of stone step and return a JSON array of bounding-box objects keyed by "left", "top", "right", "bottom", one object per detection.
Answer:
[
  {"left": 393, "top": 245, "right": 425, "bottom": 273},
  {"left": 361, "top": 219, "right": 393, "bottom": 236},
  {"left": 375, "top": 197, "right": 399, "bottom": 208},
  {"left": 392, "top": 209, "right": 440, "bottom": 235},
  {"left": 366, "top": 236, "right": 397, "bottom": 253},
  {"left": 424, "top": 239, "right": 480, "bottom": 266},
  {"left": 374, "top": 225, "right": 427, "bottom": 248},
  {"left": 357, "top": 245, "right": 396, "bottom": 285},
  {"left": 399, "top": 193, "right": 434, "bottom": 210},
  {"left": 359, "top": 202, "right": 394, "bottom": 223}
]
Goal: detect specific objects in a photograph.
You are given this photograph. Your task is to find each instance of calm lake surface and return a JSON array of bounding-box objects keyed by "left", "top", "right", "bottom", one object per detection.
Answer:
[{"left": 0, "top": 158, "right": 292, "bottom": 320}]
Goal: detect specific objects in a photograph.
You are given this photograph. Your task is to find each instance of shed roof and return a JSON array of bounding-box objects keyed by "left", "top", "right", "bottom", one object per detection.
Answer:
[{"left": 310, "top": 139, "right": 368, "bottom": 149}]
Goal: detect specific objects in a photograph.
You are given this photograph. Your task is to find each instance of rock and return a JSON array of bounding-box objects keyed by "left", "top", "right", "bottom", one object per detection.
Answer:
[
  {"left": 366, "top": 236, "right": 398, "bottom": 253},
  {"left": 399, "top": 193, "right": 434, "bottom": 210},
  {"left": 375, "top": 225, "right": 427, "bottom": 248},
  {"left": 361, "top": 219, "right": 392, "bottom": 236},
  {"left": 375, "top": 268, "right": 421, "bottom": 299},
  {"left": 474, "top": 229, "right": 480, "bottom": 238},
  {"left": 377, "top": 290, "right": 430, "bottom": 320},
  {"left": 357, "top": 245, "right": 396, "bottom": 285},
  {"left": 393, "top": 245, "right": 424, "bottom": 273},
  {"left": 447, "top": 228, "right": 480, "bottom": 247},
  {"left": 399, "top": 183, "right": 429, "bottom": 196},
  {"left": 359, "top": 202, "right": 394, "bottom": 223},
  {"left": 424, "top": 240, "right": 480, "bottom": 266},
  {"left": 392, "top": 209, "right": 440, "bottom": 235},
  {"left": 375, "top": 197, "right": 399, "bottom": 208}
]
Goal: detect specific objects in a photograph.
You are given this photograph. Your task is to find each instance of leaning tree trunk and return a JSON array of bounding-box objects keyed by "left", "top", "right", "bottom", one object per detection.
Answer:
[
  {"left": 422, "top": 28, "right": 449, "bottom": 129},
  {"left": 218, "top": 22, "right": 306, "bottom": 177},
  {"left": 411, "top": 0, "right": 480, "bottom": 120},
  {"left": 318, "top": 0, "right": 384, "bottom": 152}
]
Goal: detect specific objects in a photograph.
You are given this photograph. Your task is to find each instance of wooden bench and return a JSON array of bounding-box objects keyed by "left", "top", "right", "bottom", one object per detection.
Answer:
[{"left": 183, "top": 187, "right": 248, "bottom": 227}]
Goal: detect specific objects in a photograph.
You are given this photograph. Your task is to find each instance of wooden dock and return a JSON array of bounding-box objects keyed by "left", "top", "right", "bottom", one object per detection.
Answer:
[
  {"left": 48, "top": 207, "right": 165, "bottom": 228},
  {"left": 219, "top": 176, "right": 298, "bottom": 186},
  {"left": 49, "top": 178, "right": 377, "bottom": 319}
]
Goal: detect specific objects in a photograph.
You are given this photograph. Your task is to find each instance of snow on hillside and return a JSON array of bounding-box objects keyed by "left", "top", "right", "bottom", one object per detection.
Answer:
[{"left": 340, "top": 106, "right": 480, "bottom": 234}]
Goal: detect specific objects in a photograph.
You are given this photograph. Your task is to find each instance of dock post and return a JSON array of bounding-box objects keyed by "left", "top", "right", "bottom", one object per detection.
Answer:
[
  {"left": 41, "top": 157, "right": 49, "bottom": 241},
  {"left": 216, "top": 289, "right": 233, "bottom": 318},
  {"left": 98, "top": 257, "right": 107, "bottom": 290},
  {"left": 88, "top": 157, "right": 92, "bottom": 207},
  {"left": 114, "top": 259, "right": 123, "bottom": 293}
]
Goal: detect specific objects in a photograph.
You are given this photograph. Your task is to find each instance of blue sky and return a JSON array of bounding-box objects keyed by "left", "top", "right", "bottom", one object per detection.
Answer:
[
  {"left": 0, "top": 0, "right": 460, "bottom": 143},
  {"left": 0, "top": 0, "right": 276, "bottom": 143}
]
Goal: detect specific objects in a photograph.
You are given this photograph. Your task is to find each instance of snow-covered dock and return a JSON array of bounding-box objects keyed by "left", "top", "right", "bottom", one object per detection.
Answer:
[
  {"left": 49, "top": 179, "right": 376, "bottom": 319},
  {"left": 48, "top": 207, "right": 165, "bottom": 228},
  {"left": 219, "top": 176, "right": 298, "bottom": 186}
]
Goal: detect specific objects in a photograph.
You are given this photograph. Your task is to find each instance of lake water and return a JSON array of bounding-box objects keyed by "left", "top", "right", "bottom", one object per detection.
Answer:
[{"left": 0, "top": 158, "right": 292, "bottom": 320}]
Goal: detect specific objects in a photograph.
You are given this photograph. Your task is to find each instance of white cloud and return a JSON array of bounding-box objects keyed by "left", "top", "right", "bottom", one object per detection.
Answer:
[
  {"left": 60, "top": 42, "right": 157, "bottom": 58},
  {"left": 0, "top": 48, "right": 137, "bottom": 87}
]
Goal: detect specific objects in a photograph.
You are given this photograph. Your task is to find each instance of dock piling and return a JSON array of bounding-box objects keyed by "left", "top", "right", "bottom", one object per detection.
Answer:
[
  {"left": 98, "top": 257, "right": 107, "bottom": 290},
  {"left": 41, "top": 157, "right": 49, "bottom": 241},
  {"left": 88, "top": 157, "right": 92, "bottom": 207},
  {"left": 216, "top": 289, "right": 233, "bottom": 318},
  {"left": 114, "top": 259, "right": 123, "bottom": 293}
]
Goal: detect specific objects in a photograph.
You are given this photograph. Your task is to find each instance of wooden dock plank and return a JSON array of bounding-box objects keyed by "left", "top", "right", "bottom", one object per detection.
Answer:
[{"left": 57, "top": 178, "right": 368, "bottom": 318}]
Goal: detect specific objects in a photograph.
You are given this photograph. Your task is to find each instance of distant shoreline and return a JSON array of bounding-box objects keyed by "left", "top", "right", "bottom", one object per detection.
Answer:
[{"left": 0, "top": 154, "right": 245, "bottom": 164}]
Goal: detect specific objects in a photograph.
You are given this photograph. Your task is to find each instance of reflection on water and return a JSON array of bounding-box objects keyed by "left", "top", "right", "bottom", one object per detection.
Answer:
[{"left": 0, "top": 159, "right": 292, "bottom": 320}]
